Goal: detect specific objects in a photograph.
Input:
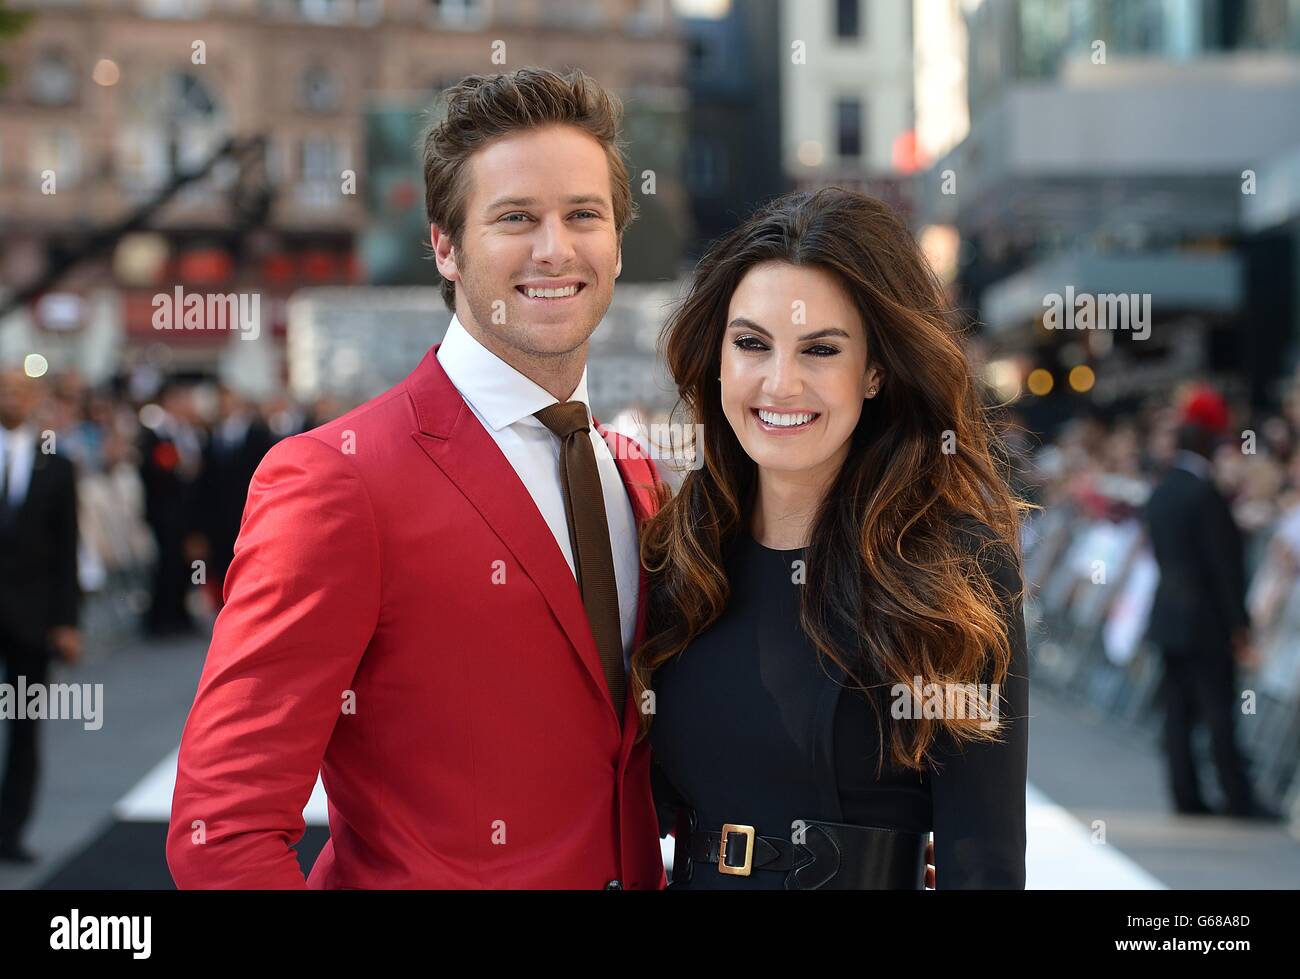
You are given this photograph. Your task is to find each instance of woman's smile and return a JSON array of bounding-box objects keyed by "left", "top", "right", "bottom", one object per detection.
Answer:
[{"left": 750, "top": 406, "right": 822, "bottom": 434}]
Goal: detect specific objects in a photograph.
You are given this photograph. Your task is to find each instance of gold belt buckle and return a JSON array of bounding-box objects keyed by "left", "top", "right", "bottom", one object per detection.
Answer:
[{"left": 717, "top": 823, "right": 755, "bottom": 876}]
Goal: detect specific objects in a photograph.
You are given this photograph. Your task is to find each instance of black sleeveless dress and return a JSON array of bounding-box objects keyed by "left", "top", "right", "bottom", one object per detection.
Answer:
[{"left": 647, "top": 529, "right": 1029, "bottom": 889}]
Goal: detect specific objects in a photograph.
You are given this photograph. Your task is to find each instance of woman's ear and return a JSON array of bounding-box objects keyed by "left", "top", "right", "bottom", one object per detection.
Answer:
[{"left": 865, "top": 364, "right": 885, "bottom": 399}]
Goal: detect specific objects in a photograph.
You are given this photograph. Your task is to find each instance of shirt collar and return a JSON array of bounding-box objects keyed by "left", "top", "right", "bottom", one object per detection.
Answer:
[
  {"left": 436, "top": 313, "right": 593, "bottom": 432},
  {"left": 0, "top": 423, "right": 35, "bottom": 449},
  {"left": 1172, "top": 448, "right": 1212, "bottom": 480}
]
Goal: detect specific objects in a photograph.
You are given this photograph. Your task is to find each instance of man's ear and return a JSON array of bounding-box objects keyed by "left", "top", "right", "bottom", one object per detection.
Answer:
[
  {"left": 614, "top": 241, "right": 623, "bottom": 280},
  {"left": 430, "top": 223, "right": 460, "bottom": 284}
]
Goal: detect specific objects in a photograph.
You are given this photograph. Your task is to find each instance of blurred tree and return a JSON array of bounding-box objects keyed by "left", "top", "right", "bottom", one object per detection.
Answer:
[{"left": 0, "top": 1, "right": 34, "bottom": 91}]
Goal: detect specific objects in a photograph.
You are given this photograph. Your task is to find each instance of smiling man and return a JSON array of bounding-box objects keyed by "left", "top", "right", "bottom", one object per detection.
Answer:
[{"left": 167, "top": 68, "right": 667, "bottom": 889}]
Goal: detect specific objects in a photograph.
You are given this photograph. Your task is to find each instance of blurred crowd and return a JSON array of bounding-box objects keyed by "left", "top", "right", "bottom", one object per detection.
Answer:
[
  {"left": 1003, "top": 374, "right": 1300, "bottom": 817},
  {"left": 8, "top": 368, "right": 348, "bottom": 649},
  {"left": 15, "top": 362, "right": 1300, "bottom": 667},
  {"left": 1009, "top": 373, "right": 1300, "bottom": 593}
]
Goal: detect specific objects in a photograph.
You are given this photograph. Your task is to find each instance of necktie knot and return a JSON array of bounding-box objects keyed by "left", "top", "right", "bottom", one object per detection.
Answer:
[{"left": 534, "top": 401, "right": 590, "bottom": 440}]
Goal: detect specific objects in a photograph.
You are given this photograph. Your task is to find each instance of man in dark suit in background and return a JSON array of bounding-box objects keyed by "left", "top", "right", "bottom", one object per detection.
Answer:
[
  {"left": 138, "top": 379, "right": 204, "bottom": 637},
  {"left": 0, "top": 368, "right": 82, "bottom": 863},
  {"left": 195, "top": 386, "right": 275, "bottom": 605},
  {"left": 1142, "top": 390, "right": 1279, "bottom": 821}
]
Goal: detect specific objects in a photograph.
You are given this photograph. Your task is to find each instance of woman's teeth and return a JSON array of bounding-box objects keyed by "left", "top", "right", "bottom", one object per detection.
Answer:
[
  {"left": 756, "top": 409, "right": 819, "bottom": 427},
  {"left": 522, "top": 284, "right": 580, "bottom": 299}
]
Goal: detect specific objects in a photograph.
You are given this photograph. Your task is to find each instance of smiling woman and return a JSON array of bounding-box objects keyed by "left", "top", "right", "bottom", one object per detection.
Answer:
[{"left": 634, "top": 187, "right": 1035, "bottom": 890}]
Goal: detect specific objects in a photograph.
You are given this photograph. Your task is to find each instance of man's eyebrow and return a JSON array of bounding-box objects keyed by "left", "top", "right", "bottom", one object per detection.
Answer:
[
  {"left": 727, "top": 317, "right": 851, "bottom": 342},
  {"left": 482, "top": 194, "right": 611, "bottom": 213}
]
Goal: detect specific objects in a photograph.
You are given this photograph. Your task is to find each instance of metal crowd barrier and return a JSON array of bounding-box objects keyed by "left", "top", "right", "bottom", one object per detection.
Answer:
[{"left": 1021, "top": 497, "right": 1300, "bottom": 818}]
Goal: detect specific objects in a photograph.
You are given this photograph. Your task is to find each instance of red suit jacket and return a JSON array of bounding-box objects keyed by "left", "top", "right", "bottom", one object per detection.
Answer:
[{"left": 167, "top": 345, "right": 667, "bottom": 889}]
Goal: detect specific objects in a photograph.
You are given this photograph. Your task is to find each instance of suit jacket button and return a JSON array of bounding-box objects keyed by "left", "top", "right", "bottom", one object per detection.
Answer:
[{"left": 605, "top": 879, "right": 623, "bottom": 890}]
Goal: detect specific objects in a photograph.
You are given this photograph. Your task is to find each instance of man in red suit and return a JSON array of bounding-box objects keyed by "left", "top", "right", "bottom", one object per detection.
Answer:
[{"left": 167, "top": 67, "right": 667, "bottom": 888}]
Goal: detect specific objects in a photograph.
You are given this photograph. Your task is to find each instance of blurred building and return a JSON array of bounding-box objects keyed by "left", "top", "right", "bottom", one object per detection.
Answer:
[
  {"left": 918, "top": 0, "right": 1300, "bottom": 437},
  {"left": 913, "top": 0, "right": 971, "bottom": 166},
  {"left": 678, "top": 0, "right": 785, "bottom": 254},
  {"left": 285, "top": 281, "right": 682, "bottom": 414},
  {"left": 0, "top": 0, "right": 687, "bottom": 394},
  {"left": 779, "top": 0, "right": 919, "bottom": 215}
]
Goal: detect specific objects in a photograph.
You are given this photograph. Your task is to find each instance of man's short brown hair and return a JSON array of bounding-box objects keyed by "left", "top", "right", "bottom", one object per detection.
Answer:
[{"left": 422, "top": 67, "right": 638, "bottom": 312}]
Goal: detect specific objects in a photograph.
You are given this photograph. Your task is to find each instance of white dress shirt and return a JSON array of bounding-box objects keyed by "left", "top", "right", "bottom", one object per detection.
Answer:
[
  {"left": 436, "top": 314, "right": 640, "bottom": 668},
  {"left": 0, "top": 423, "right": 37, "bottom": 509}
]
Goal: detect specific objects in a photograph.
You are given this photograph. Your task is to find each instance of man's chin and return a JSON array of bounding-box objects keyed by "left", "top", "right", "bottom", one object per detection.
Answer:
[{"left": 509, "top": 303, "right": 606, "bottom": 344}]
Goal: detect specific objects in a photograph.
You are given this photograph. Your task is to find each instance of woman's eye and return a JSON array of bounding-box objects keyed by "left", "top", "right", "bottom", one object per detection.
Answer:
[
  {"left": 806, "top": 344, "right": 839, "bottom": 357},
  {"left": 732, "top": 336, "right": 768, "bottom": 352}
]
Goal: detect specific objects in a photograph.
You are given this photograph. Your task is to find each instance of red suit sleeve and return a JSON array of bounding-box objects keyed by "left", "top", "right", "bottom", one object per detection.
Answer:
[{"left": 167, "top": 433, "right": 381, "bottom": 888}]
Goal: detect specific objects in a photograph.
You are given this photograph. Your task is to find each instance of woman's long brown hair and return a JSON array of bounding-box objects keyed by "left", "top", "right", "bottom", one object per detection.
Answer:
[{"left": 631, "top": 187, "right": 1036, "bottom": 772}]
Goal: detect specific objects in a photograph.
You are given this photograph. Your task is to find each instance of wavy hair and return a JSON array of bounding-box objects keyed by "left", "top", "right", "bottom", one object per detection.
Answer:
[{"left": 631, "top": 188, "right": 1036, "bottom": 772}]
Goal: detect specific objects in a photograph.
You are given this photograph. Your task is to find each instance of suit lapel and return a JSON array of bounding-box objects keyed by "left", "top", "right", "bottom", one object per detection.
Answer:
[
  {"left": 407, "top": 345, "right": 630, "bottom": 733},
  {"left": 17, "top": 447, "right": 51, "bottom": 517},
  {"left": 595, "top": 422, "right": 655, "bottom": 649}
]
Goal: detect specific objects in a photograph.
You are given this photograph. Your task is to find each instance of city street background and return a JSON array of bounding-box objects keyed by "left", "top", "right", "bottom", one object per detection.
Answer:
[{"left": 2, "top": 0, "right": 1300, "bottom": 887}]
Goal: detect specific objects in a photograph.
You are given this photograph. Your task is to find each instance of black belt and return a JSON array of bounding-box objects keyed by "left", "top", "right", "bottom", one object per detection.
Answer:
[{"left": 671, "top": 809, "right": 928, "bottom": 889}]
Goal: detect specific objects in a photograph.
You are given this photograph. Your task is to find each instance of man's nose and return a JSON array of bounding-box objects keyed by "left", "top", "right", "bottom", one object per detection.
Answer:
[{"left": 532, "top": 215, "right": 577, "bottom": 266}]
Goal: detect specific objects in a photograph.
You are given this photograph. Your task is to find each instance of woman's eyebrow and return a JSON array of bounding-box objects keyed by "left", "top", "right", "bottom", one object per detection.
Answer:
[{"left": 728, "top": 317, "right": 850, "bottom": 342}]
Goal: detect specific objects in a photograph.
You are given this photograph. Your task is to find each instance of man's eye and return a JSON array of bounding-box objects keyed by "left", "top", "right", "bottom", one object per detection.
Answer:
[
  {"left": 572, "top": 210, "right": 599, "bottom": 219},
  {"left": 732, "top": 336, "right": 768, "bottom": 352},
  {"left": 500, "top": 213, "right": 531, "bottom": 222}
]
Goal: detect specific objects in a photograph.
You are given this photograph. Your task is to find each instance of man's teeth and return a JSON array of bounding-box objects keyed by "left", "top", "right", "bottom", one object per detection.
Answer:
[
  {"left": 756, "top": 409, "right": 818, "bottom": 427},
  {"left": 523, "top": 285, "right": 579, "bottom": 299}
]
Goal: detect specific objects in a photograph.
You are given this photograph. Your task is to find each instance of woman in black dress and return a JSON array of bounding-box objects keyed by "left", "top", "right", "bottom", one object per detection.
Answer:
[{"left": 631, "top": 188, "right": 1033, "bottom": 890}]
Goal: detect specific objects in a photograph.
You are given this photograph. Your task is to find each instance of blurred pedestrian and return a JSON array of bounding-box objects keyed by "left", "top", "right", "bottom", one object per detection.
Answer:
[
  {"left": 138, "top": 380, "right": 204, "bottom": 637},
  {"left": 0, "top": 369, "right": 82, "bottom": 863},
  {"left": 196, "top": 386, "right": 274, "bottom": 604},
  {"left": 1141, "top": 386, "right": 1280, "bottom": 821}
]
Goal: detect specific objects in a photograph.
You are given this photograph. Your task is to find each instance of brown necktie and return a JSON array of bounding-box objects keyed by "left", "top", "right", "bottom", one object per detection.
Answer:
[{"left": 534, "top": 401, "right": 625, "bottom": 725}]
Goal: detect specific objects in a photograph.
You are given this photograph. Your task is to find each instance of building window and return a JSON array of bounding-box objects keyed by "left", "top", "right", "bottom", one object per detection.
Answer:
[
  {"left": 31, "top": 129, "right": 81, "bottom": 187},
  {"left": 626, "top": 0, "right": 667, "bottom": 35},
  {"left": 688, "top": 35, "right": 718, "bottom": 77},
  {"left": 429, "top": 0, "right": 485, "bottom": 28},
  {"left": 302, "top": 65, "right": 340, "bottom": 112},
  {"left": 298, "top": 0, "right": 348, "bottom": 23},
  {"left": 686, "top": 138, "right": 725, "bottom": 195},
  {"left": 299, "top": 137, "right": 346, "bottom": 209},
  {"left": 29, "top": 49, "right": 77, "bottom": 106},
  {"left": 138, "top": 0, "right": 209, "bottom": 16},
  {"left": 835, "top": 96, "right": 863, "bottom": 160},
  {"left": 116, "top": 70, "right": 225, "bottom": 195},
  {"left": 834, "top": 0, "right": 860, "bottom": 40}
]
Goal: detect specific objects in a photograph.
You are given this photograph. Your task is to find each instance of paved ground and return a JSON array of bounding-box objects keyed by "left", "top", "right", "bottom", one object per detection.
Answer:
[{"left": 2, "top": 633, "right": 1297, "bottom": 890}]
